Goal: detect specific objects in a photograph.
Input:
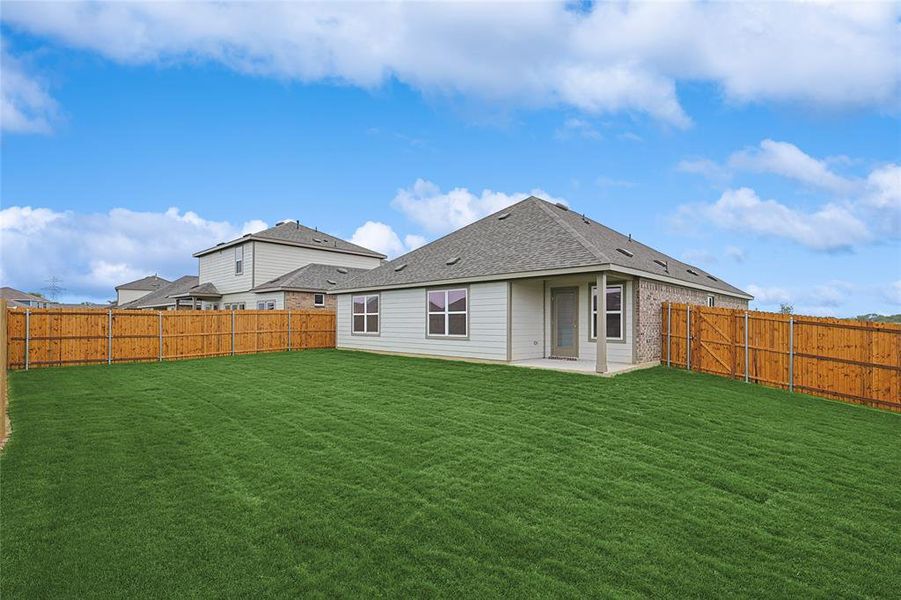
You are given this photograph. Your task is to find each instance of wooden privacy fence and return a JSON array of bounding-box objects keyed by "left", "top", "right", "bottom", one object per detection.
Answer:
[
  {"left": 661, "top": 303, "right": 901, "bottom": 412},
  {"left": 6, "top": 308, "right": 336, "bottom": 370}
]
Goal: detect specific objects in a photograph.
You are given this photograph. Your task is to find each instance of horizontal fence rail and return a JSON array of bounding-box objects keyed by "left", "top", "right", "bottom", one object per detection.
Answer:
[
  {"left": 662, "top": 303, "right": 901, "bottom": 412},
  {"left": 6, "top": 308, "right": 336, "bottom": 370}
]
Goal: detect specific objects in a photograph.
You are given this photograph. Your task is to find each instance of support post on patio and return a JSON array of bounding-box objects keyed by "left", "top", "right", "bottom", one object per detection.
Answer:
[
  {"left": 107, "top": 309, "right": 113, "bottom": 366},
  {"left": 788, "top": 316, "right": 794, "bottom": 393},
  {"left": 686, "top": 305, "right": 691, "bottom": 371},
  {"left": 25, "top": 309, "right": 30, "bottom": 371},
  {"left": 666, "top": 302, "right": 672, "bottom": 367},
  {"left": 158, "top": 311, "right": 163, "bottom": 362},
  {"left": 595, "top": 271, "right": 607, "bottom": 374}
]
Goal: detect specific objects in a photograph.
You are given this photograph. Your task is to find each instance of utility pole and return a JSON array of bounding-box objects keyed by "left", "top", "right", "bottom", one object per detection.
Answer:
[{"left": 42, "top": 276, "right": 66, "bottom": 302}]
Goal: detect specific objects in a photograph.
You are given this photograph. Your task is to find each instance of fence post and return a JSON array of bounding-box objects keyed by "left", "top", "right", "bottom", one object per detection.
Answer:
[
  {"left": 686, "top": 305, "right": 691, "bottom": 371},
  {"left": 231, "top": 310, "right": 236, "bottom": 356},
  {"left": 666, "top": 302, "right": 672, "bottom": 367},
  {"left": 158, "top": 311, "right": 163, "bottom": 362},
  {"left": 107, "top": 309, "right": 113, "bottom": 365},
  {"left": 788, "top": 316, "right": 794, "bottom": 393},
  {"left": 744, "top": 311, "right": 749, "bottom": 383},
  {"left": 1, "top": 300, "right": 8, "bottom": 441},
  {"left": 287, "top": 311, "right": 292, "bottom": 351},
  {"left": 25, "top": 309, "right": 30, "bottom": 371}
]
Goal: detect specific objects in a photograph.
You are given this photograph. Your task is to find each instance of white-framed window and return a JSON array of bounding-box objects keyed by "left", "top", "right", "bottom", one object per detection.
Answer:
[
  {"left": 235, "top": 245, "right": 244, "bottom": 275},
  {"left": 226, "top": 302, "right": 246, "bottom": 310},
  {"left": 352, "top": 294, "right": 379, "bottom": 334},
  {"left": 256, "top": 300, "right": 276, "bottom": 310},
  {"left": 706, "top": 295, "right": 716, "bottom": 307},
  {"left": 314, "top": 293, "right": 325, "bottom": 307},
  {"left": 427, "top": 288, "right": 468, "bottom": 337},
  {"left": 591, "top": 285, "right": 624, "bottom": 340}
]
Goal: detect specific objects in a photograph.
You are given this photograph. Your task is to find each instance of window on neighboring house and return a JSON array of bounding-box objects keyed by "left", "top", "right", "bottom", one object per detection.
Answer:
[
  {"left": 314, "top": 293, "right": 325, "bottom": 307},
  {"left": 235, "top": 245, "right": 244, "bottom": 275},
  {"left": 706, "top": 295, "right": 716, "bottom": 307},
  {"left": 427, "top": 288, "right": 468, "bottom": 337},
  {"left": 256, "top": 300, "right": 276, "bottom": 310},
  {"left": 591, "top": 285, "right": 624, "bottom": 340},
  {"left": 352, "top": 294, "right": 379, "bottom": 334}
]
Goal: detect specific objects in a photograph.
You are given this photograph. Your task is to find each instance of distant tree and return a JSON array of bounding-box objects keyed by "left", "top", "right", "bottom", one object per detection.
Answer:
[
  {"left": 779, "top": 303, "right": 794, "bottom": 315},
  {"left": 27, "top": 291, "right": 46, "bottom": 298}
]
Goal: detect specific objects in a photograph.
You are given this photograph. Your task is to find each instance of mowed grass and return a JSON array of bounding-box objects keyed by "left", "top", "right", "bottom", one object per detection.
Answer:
[{"left": 2, "top": 350, "right": 899, "bottom": 598}]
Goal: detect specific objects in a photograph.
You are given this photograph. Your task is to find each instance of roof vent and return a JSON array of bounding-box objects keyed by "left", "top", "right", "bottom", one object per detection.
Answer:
[
  {"left": 582, "top": 215, "right": 590, "bottom": 224},
  {"left": 497, "top": 212, "right": 511, "bottom": 220},
  {"left": 687, "top": 269, "right": 699, "bottom": 276},
  {"left": 653, "top": 259, "right": 668, "bottom": 271},
  {"left": 336, "top": 267, "right": 349, "bottom": 274},
  {"left": 326, "top": 279, "right": 337, "bottom": 285},
  {"left": 616, "top": 248, "right": 634, "bottom": 258},
  {"left": 446, "top": 256, "right": 461, "bottom": 265},
  {"left": 394, "top": 264, "right": 407, "bottom": 272},
  {"left": 706, "top": 275, "right": 718, "bottom": 282},
  {"left": 216, "top": 242, "right": 225, "bottom": 246},
  {"left": 554, "top": 202, "right": 569, "bottom": 211}
]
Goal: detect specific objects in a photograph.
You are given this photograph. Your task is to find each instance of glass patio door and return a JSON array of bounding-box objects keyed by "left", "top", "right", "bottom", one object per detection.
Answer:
[{"left": 551, "top": 287, "right": 579, "bottom": 358}]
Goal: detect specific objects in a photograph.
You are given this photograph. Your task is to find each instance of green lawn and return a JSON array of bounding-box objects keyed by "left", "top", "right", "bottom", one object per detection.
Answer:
[{"left": 2, "top": 350, "right": 899, "bottom": 598}]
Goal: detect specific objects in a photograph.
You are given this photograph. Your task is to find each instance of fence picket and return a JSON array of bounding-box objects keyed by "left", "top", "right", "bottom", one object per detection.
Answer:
[
  {"left": 662, "top": 303, "right": 900, "bottom": 412},
  {"left": 5, "top": 308, "right": 335, "bottom": 371}
]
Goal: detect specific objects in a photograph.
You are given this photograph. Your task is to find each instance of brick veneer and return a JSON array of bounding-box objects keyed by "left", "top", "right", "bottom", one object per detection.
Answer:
[
  {"left": 284, "top": 291, "right": 336, "bottom": 310},
  {"left": 634, "top": 278, "right": 748, "bottom": 363}
]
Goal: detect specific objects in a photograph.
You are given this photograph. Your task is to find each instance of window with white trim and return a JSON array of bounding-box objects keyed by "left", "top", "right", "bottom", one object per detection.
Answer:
[
  {"left": 256, "top": 300, "right": 276, "bottom": 310},
  {"left": 427, "top": 288, "right": 467, "bottom": 337},
  {"left": 352, "top": 294, "right": 379, "bottom": 334},
  {"left": 235, "top": 245, "right": 244, "bottom": 275},
  {"left": 706, "top": 295, "right": 716, "bottom": 307},
  {"left": 591, "top": 285, "right": 623, "bottom": 340},
  {"left": 314, "top": 293, "right": 325, "bottom": 307}
]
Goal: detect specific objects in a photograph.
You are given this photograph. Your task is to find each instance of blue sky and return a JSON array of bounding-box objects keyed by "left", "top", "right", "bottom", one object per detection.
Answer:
[{"left": 1, "top": 1, "right": 899, "bottom": 315}]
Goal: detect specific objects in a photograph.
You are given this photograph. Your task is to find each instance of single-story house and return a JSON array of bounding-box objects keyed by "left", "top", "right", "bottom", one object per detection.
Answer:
[
  {"left": 332, "top": 196, "right": 752, "bottom": 374},
  {"left": 0, "top": 287, "right": 56, "bottom": 308},
  {"left": 118, "top": 275, "right": 200, "bottom": 310},
  {"left": 114, "top": 275, "right": 170, "bottom": 306}
]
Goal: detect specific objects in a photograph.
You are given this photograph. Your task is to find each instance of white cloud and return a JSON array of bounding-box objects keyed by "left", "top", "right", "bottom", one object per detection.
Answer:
[
  {"left": 0, "top": 42, "right": 58, "bottom": 133},
  {"left": 676, "top": 158, "right": 731, "bottom": 183},
  {"left": 728, "top": 139, "right": 857, "bottom": 194},
  {"left": 679, "top": 187, "right": 871, "bottom": 251},
  {"left": 0, "top": 205, "right": 264, "bottom": 302},
  {"left": 883, "top": 281, "right": 901, "bottom": 306},
  {"left": 555, "top": 117, "right": 602, "bottom": 141},
  {"left": 2, "top": 1, "right": 898, "bottom": 131},
  {"left": 674, "top": 139, "right": 901, "bottom": 251},
  {"left": 391, "top": 179, "right": 565, "bottom": 235},
  {"left": 724, "top": 245, "right": 746, "bottom": 262},
  {"left": 349, "top": 221, "right": 423, "bottom": 259},
  {"left": 746, "top": 284, "right": 792, "bottom": 305}
]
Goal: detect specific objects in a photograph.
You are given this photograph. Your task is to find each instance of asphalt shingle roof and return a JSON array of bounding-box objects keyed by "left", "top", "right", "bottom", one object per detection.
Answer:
[
  {"left": 0, "top": 287, "right": 50, "bottom": 303},
  {"left": 115, "top": 275, "right": 171, "bottom": 291},
  {"left": 253, "top": 263, "right": 370, "bottom": 292},
  {"left": 334, "top": 197, "right": 750, "bottom": 297},
  {"left": 119, "top": 275, "right": 199, "bottom": 309},
  {"left": 194, "top": 221, "right": 385, "bottom": 259}
]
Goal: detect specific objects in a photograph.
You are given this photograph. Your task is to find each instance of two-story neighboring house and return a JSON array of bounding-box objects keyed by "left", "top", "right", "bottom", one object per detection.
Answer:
[{"left": 183, "top": 220, "right": 385, "bottom": 310}]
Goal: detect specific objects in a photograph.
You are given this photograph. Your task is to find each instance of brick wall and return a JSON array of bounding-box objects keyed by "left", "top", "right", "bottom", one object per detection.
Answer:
[
  {"left": 284, "top": 291, "right": 336, "bottom": 311},
  {"left": 634, "top": 278, "right": 748, "bottom": 362}
]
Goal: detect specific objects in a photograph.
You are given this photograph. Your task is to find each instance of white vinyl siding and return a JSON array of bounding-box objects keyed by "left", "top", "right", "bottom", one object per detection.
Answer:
[
  {"left": 117, "top": 289, "right": 153, "bottom": 306},
  {"left": 254, "top": 243, "right": 382, "bottom": 285},
  {"left": 543, "top": 276, "right": 633, "bottom": 364},
  {"left": 510, "top": 279, "right": 544, "bottom": 360},
  {"left": 337, "top": 281, "right": 508, "bottom": 361},
  {"left": 199, "top": 243, "right": 255, "bottom": 294},
  {"left": 204, "top": 291, "right": 284, "bottom": 311}
]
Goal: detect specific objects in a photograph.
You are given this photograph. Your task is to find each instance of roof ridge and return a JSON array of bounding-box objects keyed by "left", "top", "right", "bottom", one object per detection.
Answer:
[{"left": 533, "top": 199, "right": 611, "bottom": 263}]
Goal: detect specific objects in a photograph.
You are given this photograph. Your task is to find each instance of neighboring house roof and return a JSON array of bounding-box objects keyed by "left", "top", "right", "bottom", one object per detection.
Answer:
[
  {"left": 193, "top": 221, "right": 386, "bottom": 259},
  {"left": 252, "top": 263, "right": 370, "bottom": 293},
  {"left": 333, "top": 196, "right": 751, "bottom": 298},
  {"left": 0, "top": 287, "right": 51, "bottom": 304},
  {"left": 118, "top": 275, "right": 199, "bottom": 308},
  {"left": 170, "top": 282, "right": 222, "bottom": 299},
  {"left": 115, "top": 275, "right": 171, "bottom": 291}
]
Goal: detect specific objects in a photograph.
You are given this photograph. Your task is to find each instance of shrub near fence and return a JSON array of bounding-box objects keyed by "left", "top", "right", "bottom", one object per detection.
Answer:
[
  {"left": 661, "top": 303, "right": 901, "bottom": 412},
  {"left": 6, "top": 308, "right": 336, "bottom": 370}
]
